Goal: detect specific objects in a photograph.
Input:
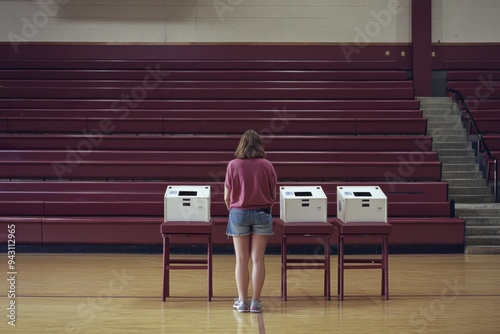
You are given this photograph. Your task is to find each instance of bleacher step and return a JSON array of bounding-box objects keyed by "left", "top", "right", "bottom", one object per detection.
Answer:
[
  {"left": 458, "top": 204, "right": 500, "bottom": 251},
  {"left": 418, "top": 97, "right": 454, "bottom": 103},
  {"left": 435, "top": 149, "right": 475, "bottom": 157},
  {"left": 465, "top": 245, "right": 500, "bottom": 254},
  {"left": 464, "top": 217, "right": 500, "bottom": 226},
  {"left": 439, "top": 156, "right": 477, "bottom": 164},
  {"left": 423, "top": 109, "right": 456, "bottom": 116},
  {"left": 450, "top": 195, "right": 495, "bottom": 203},
  {"left": 442, "top": 171, "right": 485, "bottom": 179},
  {"left": 418, "top": 99, "right": 455, "bottom": 109},
  {"left": 465, "top": 225, "right": 500, "bottom": 236},
  {"left": 427, "top": 122, "right": 466, "bottom": 130},
  {"left": 429, "top": 130, "right": 470, "bottom": 138},
  {"left": 420, "top": 102, "right": 455, "bottom": 108},
  {"left": 428, "top": 133, "right": 468, "bottom": 142},
  {"left": 432, "top": 142, "right": 473, "bottom": 150},
  {"left": 466, "top": 226, "right": 500, "bottom": 236},
  {"left": 449, "top": 186, "right": 493, "bottom": 196},
  {"left": 423, "top": 113, "right": 465, "bottom": 123},
  {"left": 442, "top": 164, "right": 478, "bottom": 172},
  {"left": 455, "top": 203, "right": 500, "bottom": 216},
  {"left": 465, "top": 235, "right": 500, "bottom": 246},
  {"left": 445, "top": 179, "right": 488, "bottom": 187},
  {"left": 423, "top": 115, "right": 464, "bottom": 125}
]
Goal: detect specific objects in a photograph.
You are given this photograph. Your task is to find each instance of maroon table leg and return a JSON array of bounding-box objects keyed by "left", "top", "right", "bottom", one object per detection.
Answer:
[
  {"left": 383, "top": 236, "right": 389, "bottom": 300},
  {"left": 208, "top": 235, "right": 213, "bottom": 302},
  {"left": 282, "top": 234, "right": 288, "bottom": 301},
  {"left": 160, "top": 220, "right": 214, "bottom": 301},
  {"left": 162, "top": 235, "right": 170, "bottom": 301},
  {"left": 338, "top": 234, "right": 344, "bottom": 301},
  {"left": 325, "top": 235, "right": 331, "bottom": 300}
]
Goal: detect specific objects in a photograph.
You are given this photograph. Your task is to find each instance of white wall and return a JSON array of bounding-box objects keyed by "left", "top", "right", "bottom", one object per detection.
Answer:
[
  {"left": 1, "top": 0, "right": 410, "bottom": 44},
  {"left": 5, "top": 1, "right": 500, "bottom": 45},
  {"left": 433, "top": 0, "right": 500, "bottom": 43}
]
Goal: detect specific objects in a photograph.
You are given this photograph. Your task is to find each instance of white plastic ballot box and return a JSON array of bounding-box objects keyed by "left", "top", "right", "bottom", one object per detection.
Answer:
[
  {"left": 164, "top": 186, "right": 211, "bottom": 222},
  {"left": 337, "top": 186, "right": 387, "bottom": 223},
  {"left": 280, "top": 186, "right": 327, "bottom": 223}
]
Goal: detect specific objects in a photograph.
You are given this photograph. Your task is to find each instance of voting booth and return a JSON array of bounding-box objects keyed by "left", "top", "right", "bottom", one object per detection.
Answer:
[
  {"left": 280, "top": 186, "right": 327, "bottom": 223},
  {"left": 164, "top": 185, "right": 211, "bottom": 222},
  {"left": 336, "top": 186, "right": 387, "bottom": 223}
]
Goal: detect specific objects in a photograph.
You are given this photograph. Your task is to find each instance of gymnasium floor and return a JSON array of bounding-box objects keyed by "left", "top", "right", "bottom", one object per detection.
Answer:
[{"left": 1, "top": 253, "right": 499, "bottom": 333}]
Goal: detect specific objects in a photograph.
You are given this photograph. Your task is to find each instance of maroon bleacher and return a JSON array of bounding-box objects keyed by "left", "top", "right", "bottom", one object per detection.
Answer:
[
  {"left": 0, "top": 181, "right": 460, "bottom": 246},
  {"left": 0, "top": 117, "right": 427, "bottom": 135},
  {"left": 0, "top": 43, "right": 464, "bottom": 250}
]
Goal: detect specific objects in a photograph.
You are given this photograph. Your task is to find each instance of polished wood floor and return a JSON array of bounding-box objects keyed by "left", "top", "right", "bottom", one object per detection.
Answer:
[{"left": 1, "top": 253, "right": 499, "bottom": 333}]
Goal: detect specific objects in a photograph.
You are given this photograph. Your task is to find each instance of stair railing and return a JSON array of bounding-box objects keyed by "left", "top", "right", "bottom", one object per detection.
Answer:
[{"left": 447, "top": 88, "right": 498, "bottom": 203}]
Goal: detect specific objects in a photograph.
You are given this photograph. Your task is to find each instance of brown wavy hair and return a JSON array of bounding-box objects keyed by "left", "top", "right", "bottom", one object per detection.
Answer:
[{"left": 234, "top": 130, "right": 266, "bottom": 159}]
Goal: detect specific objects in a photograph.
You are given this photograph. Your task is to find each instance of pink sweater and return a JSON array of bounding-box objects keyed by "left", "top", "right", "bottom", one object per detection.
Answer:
[{"left": 224, "top": 158, "right": 277, "bottom": 209}]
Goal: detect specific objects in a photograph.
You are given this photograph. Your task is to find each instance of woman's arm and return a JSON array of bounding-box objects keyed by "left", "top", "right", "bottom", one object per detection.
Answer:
[
  {"left": 270, "top": 185, "right": 276, "bottom": 209},
  {"left": 224, "top": 186, "right": 231, "bottom": 210}
]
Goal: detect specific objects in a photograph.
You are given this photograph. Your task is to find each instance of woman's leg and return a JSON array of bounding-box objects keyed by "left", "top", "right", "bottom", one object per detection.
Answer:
[
  {"left": 250, "top": 234, "right": 269, "bottom": 301},
  {"left": 232, "top": 235, "right": 251, "bottom": 301}
]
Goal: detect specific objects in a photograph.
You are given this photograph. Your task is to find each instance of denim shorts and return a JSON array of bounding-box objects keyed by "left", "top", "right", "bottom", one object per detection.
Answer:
[{"left": 226, "top": 208, "right": 274, "bottom": 237}]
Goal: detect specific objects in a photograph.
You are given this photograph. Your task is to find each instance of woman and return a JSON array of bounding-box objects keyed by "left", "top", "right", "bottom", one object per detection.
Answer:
[{"left": 224, "top": 130, "right": 277, "bottom": 313}]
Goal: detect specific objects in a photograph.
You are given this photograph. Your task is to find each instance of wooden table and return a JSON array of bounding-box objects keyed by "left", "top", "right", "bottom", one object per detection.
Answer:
[
  {"left": 332, "top": 218, "right": 392, "bottom": 301},
  {"left": 275, "top": 218, "right": 333, "bottom": 301},
  {"left": 160, "top": 219, "right": 214, "bottom": 301}
]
